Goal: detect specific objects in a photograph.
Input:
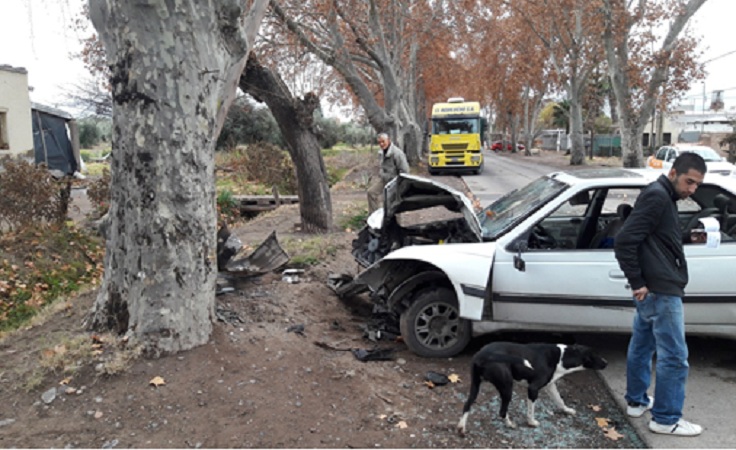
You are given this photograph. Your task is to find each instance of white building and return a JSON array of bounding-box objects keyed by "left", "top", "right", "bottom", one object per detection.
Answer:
[{"left": 0, "top": 64, "right": 33, "bottom": 157}]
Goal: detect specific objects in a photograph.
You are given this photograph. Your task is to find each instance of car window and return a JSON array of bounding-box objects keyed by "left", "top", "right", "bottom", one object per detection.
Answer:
[
  {"left": 528, "top": 187, "right": 643, "bottom": 251},
  {"left": 479, "top": 175, "right": 567, "bottom": 239},
  {"left": 601, "top": 188, "right": 640, "bottom": 214},
  {"left": 655, "top": 147, "right": 668, "bottom": 160}
]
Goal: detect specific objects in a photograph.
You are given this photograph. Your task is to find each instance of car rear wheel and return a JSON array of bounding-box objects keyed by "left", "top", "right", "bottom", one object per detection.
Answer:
[{"left": 399, "top": 287, "right": 471, "bottom": 358}]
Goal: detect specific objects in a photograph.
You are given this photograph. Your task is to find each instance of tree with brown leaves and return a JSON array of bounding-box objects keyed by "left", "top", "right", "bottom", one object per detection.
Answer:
[{"left": 601, "top": 0, "right": 706, "bottom": 167}]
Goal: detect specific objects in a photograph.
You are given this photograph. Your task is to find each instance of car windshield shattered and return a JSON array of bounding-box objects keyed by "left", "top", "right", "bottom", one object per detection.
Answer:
[{"left": 478, "top": 175, "right": 568, "bottom": 239}]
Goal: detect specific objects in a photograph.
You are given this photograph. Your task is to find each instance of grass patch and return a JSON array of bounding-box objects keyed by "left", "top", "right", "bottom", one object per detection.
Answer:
[
  {"left": 19, "top": 331, "right": 143, "bottom": 392},
  {"left": 280, "top": 236, "right": 343, "bottom": 267},
  {"left": 0, "top": 226, "right": 104, "bottom": 332},
  {"left": 337, "top": 203, "right": 369, "bottom": 231},
  {"left": 84, "top": 162, "right": 110, "bottom": 177}
]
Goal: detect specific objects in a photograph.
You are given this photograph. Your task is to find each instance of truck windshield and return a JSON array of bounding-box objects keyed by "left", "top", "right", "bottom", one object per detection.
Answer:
[
  {"left": 432, "top": 118, "right": 479, "bottom": 135},
  {"left": 477, "top": 175, "right": 568, "bottom": 239}
]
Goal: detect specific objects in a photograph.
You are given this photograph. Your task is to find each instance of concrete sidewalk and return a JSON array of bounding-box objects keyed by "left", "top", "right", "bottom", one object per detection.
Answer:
[{"left": 580, "top": 334, "right": 736, "bottom": 448}]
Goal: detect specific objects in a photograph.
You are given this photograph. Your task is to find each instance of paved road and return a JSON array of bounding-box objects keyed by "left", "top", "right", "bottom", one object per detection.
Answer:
[
  {"left": 463, "top": 151, "right": 736, "bottom": 448},
  {"left": 464, "top": 150, "right": 553, "bottom": 204}
]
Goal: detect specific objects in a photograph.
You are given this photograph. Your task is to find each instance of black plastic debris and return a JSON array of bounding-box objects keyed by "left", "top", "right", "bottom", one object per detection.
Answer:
[
  {"left": 424, "top": 371, "right": 450, "bottom": 386},
  {"left": 286, "top": 323, "right": 306, "bottom": 336},
  {"left": 351, "top": 347, "right": 396, "bottom": 362},
  {"left": 215, "top": 305, "right": 244, "bottom": 326}
]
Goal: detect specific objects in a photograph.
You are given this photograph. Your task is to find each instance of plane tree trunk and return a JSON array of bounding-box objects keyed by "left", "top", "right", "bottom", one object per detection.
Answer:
[
  {"left": 240, "top": 54, "right": 333, "bottom": 232},
  {"left": 84, "top": 0, "right": 268, "bottom": 356}
]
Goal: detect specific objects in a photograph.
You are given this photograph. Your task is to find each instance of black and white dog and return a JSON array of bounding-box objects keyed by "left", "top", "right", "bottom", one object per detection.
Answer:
[{"left": 457, "top": 341, "right": 608, "bottom": 434}]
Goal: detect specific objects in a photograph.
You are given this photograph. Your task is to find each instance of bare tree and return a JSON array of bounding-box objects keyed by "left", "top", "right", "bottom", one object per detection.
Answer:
[
  {"left": 602, "top": 0, "right": 706, "bottom": 167},
  {"left": 269, "top": 0, "right": 436, "bottom": 163},
  {"left": 63, "top": 77, "right": 112, "bottom": 118},
  {"left": 84, "top": 0, "right": 269, "bottom": 356}
]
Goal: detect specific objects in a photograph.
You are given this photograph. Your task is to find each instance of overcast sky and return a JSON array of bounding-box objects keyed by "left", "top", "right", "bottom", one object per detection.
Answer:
[{"left": 1, "top": 0, "right": 735, "bottom": 114}]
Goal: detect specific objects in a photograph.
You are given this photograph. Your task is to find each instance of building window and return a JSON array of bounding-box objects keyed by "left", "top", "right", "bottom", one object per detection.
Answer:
[{"left": 0, "top": 111, "right": 9, "bottom": 150}]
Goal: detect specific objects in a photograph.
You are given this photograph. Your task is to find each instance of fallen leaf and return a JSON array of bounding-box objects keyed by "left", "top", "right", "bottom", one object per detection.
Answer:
[
  {"left": 94, "top": 411, "right": 104, "bottom": 419},
  {"left": 596, "top": 417, "right": 610, "bottom": 428},
  {"left": 396, "top": 421, "right": 408, "bottom": 429},
  {"left": 65, "top": 387, "right": 77, "bottom": 395},
  {"left": 603, "top": 427, "right": 624, "bottom": 441},
  {"left": 149, "top": 376, "right": 166, "bottom": 387},
  {"left": 424, "top": 380, "right": 435, "bottom": 389},
  {"left": 588, "top": 404, "right": 602, "bottom": 412},
  {"left": 59, "top": 377, "right": 72, "bottom": 385},
  {"left": 448, "top": 373, "right": 461, "bottom": 383},
  {"left": 378, "top": 414, "right": 387, "bottom": 420}
]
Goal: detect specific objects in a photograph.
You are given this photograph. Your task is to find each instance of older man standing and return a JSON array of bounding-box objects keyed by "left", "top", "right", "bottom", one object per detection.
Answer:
[{"left": 366, "top": 133, "right": 409, "bottom": 214}]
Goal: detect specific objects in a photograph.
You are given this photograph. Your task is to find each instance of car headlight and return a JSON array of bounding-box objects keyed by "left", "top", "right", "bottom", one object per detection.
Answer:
[{"left": 430, "top": 156, "right": 439, "bottom": 165}]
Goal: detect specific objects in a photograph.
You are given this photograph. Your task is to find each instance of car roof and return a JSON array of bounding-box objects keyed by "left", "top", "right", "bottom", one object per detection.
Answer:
[
  {"left": 549, "top": 168, "right": 656, "bottom": 186},
  {"left": 551, "top": 167, "right": 736, "bottom": 192}
]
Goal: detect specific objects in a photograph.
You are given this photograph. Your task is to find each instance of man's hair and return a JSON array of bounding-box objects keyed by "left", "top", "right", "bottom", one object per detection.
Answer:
[
  {"left": 672, "top": 152, "right": 707, "bottom": 175},
  {"left": 377, "top": 132, "right": 390, "bottom": 141}
]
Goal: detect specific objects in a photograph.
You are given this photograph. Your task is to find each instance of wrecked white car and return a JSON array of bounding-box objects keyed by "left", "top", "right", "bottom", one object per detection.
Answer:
[{"left": 332, "top": 172, "right": 736, "bottom": 358}]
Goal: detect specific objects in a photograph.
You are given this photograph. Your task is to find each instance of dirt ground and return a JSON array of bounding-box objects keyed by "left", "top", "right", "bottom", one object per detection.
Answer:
[{"left": 0, "top": 149, "right": 644, "bottom": 449}]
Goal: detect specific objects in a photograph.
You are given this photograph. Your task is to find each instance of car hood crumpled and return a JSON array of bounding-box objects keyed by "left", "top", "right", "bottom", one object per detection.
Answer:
[{"left": 381, "top": 173, "right": 482, "bottom": 239}]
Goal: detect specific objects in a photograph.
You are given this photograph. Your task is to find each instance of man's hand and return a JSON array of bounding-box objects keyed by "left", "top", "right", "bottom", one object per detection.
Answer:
[
  {"left": 690, "top": 229, "right": 707, "bottom": 244},
  {"left": 633, "top": 286, "right": 649, "bottom": 301}
]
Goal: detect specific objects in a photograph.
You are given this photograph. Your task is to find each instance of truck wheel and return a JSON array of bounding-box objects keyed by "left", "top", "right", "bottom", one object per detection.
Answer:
[{"left": 400, "top": 287, "right": 471, "bottom": 358}]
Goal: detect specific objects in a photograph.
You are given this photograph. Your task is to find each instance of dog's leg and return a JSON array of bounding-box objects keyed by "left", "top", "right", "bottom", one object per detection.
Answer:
[
  {"left": 499, "top": 389, "right": 517, "bottom": 428},
  {"left": 545, "top": 381, "right": 576, "bottom": 415},
  {"left": 526, "top": 398, "right": 540, "bottom": 427}
]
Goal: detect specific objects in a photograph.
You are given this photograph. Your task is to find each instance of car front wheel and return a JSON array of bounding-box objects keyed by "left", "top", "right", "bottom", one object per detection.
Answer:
[{"left": 400, "top": 287, "right": 471, "bottom": 358}]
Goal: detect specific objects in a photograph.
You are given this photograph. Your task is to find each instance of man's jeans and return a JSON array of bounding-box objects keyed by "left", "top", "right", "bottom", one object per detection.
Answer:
[{"left": 625, "top": 292, "right": 689, "bottom": 425}]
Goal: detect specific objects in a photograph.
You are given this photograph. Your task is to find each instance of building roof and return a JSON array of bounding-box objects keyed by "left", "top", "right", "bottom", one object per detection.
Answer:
[
  {"left": 0, "top": 64, "right": 28, "bottom": 74},
  {"left": 31, "top": 102, "right": 74, "bottom": 121}
]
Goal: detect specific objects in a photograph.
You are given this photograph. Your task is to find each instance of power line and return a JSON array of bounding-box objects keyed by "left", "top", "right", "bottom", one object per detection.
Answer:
[{"left": 702, "top": 49, "right": 736, "bottom": 64}]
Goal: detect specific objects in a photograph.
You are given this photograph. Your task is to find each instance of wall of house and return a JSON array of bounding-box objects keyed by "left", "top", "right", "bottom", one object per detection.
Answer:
[{"left": 0, "top": 65, "right": 33, "bottom": 157}]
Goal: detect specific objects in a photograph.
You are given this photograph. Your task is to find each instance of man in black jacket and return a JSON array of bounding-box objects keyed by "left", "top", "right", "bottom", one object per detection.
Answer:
[{"left": 614, "top": 152, "right": 707, "bottom": 437}]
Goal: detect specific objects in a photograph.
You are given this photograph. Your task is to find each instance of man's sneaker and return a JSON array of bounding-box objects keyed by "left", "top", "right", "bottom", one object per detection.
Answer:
[
  {"left": 649, "top": 419, "right": 703, "bottom": 436},
  {"left": 626, "top": 397, "right": 654, "bottom": 418}
]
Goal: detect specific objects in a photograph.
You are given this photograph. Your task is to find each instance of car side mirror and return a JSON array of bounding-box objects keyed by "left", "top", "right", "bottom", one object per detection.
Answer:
[{"left": 514, "top": 242, "right": 527, "bottom": 272}]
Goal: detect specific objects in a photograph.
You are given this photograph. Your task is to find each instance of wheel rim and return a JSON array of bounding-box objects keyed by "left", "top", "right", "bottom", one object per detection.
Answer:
[{"left": 413, "top": 301, "right": 461, "bottom": 350}]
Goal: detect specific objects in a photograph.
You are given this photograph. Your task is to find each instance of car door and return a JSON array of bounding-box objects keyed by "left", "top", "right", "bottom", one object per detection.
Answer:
[
  {"left": 489, "top": 187, "right": 642, "bottom": 331},
  {"left": 680, "top": 186, "right": 736, "bottom": 328}
]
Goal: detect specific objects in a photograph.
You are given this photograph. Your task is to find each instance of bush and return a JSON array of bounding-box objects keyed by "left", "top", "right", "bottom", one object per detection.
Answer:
[
  {"left": 216, "top": 98, "right": 284, "bottom": 150},
  {"left": 0, "top": 157, "right": 70, "bottom": 233},
  {"left": 79, "top": 121, "right": 101, "bottom": 149},
  {"left": 86, "top": 167, "right": 111, "bottom": 218}
]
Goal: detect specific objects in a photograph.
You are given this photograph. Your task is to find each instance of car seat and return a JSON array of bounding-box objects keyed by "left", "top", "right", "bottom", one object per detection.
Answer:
[{"left": 589, "top": 203, "right": 633, "bottom": 248}]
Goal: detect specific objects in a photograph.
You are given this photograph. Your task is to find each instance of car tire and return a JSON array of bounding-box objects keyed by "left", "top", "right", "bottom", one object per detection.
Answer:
[{"left": 399, "top": 287, "right": 471, "bottom": 358}]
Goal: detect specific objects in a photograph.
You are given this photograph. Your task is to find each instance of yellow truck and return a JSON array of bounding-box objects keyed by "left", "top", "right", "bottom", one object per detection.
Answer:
[{"left": 427, "top": 97, "right": 486, "bottom": 175}]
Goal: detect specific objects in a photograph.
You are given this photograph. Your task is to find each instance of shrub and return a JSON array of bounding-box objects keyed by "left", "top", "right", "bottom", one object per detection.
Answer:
[
  {"left": 86, "top": 167, "right": 111, "bottom": 218},
  {"left": 0, "top": 157, "right": 70, "bottom": 233},
  {"left": 217, "top": 189, "right": 240, "bottom": 225},
  {"left": 79, "top": 121, "right": 101, "bottom": 149}
]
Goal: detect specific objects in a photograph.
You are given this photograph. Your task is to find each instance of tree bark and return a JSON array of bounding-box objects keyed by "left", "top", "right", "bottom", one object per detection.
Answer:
[
  {"left": 240, "top": 54, "right": 333, "bottom": 232},
  {"left": 85, "top": 0, "right": 268, "bottom": 356}
]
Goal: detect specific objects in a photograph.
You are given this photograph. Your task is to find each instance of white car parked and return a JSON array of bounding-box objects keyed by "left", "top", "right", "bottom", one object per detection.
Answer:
[
  {"left": 334, "top": 171, "right": 736, "bottom": 357},
  {"left": 646, "top": 144, "right": 736, "bottom": 177}
]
